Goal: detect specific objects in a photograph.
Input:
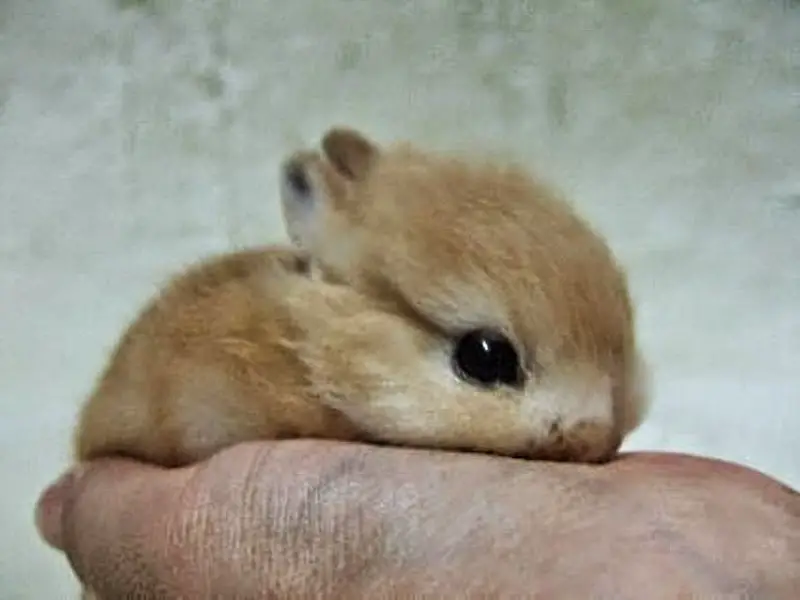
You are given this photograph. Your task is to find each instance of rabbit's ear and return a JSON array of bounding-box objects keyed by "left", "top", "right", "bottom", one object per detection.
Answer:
[
  {"left": 321, "top": 126, "right": 380, "bottom": 181},
  {"left": 279, "top": 127, "right": 380, "bottom": 252},
  {"left": 279, "top": 150, "right": 330, "bottom": 250}
]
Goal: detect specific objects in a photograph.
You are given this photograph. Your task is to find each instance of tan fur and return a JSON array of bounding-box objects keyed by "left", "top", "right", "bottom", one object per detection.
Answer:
[
  {"left": 74, "top": 246, "right": 367, "bottom": 467},
  {"left": 74, "top": 127, "right": 649, "bottom": 598},
  {"left": 279, "top": 127, "right": 649, "bottom": 461},
  {"left": 75, "top": 126, "right": 649, "bottom": 468}
]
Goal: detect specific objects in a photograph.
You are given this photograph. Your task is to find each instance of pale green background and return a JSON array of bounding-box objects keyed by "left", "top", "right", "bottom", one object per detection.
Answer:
[{"left": 1, "top": 1, "right": 798, "bottom": 596}]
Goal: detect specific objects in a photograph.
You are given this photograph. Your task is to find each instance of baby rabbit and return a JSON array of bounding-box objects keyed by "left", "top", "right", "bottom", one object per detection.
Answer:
[{"left": 74, "top": 126, "right": 649, "bottom": 471}]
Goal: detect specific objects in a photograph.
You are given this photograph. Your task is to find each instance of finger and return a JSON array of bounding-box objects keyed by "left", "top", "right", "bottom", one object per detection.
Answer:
[
  {"left": 36, "top": 467, "right": 85, "bottom": 551},
  {"left": 56, "top": 458, "right": 194, "bottom": 598}
]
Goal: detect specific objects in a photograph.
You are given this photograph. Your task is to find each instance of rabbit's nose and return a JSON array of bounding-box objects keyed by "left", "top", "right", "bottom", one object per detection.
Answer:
[{"left": 524, "top": 420, "right": 621, "bottom": 463}]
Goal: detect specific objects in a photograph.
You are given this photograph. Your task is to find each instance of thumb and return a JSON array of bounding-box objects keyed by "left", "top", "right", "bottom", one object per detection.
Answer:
[
  {"left": 35, "top": 465, "right": 86, "bottom": 552},
  {"left": 34, "top": 458, "right": 193, "bottom": 596}
]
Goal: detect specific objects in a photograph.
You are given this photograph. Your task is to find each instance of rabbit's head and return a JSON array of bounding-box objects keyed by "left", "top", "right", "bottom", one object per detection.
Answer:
[{"left": 279, "top": 127, "right": 649, "bottom": 462}]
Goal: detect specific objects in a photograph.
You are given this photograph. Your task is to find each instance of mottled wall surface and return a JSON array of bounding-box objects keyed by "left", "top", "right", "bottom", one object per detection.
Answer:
[{"left": 1, "top": 1, "right": 798, "bottom": 596}]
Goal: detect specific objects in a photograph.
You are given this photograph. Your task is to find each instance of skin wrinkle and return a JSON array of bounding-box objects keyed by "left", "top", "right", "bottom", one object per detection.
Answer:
[
  {"left": 201, "top": 445, "right": 298, "bottom": 598},
  {"left": 270, "top": 447, "right": 373, "bottom": 596},
  {"left": 352, "top": 452, "right": 595, "bottom": 596},
  {"left": 315, "top": 465, "right": 396, "bottom": 597},
  {"left": 46, "top": 444, "right": 800, "bottom": 598},
  {"left": 285, "top": 447, "right": 365, "bottom": 536},
  {"left": 165, "top": 464, "right": 239, "bottom": 596},
  {"left": 66, "top": 462, "right": 186, "bottom": 599},
  {"left": 334, "top": 467, "right": 470, "bottom": 597},
  {"left": 178, "top": 442, "right": 384, "bottom": 598}
]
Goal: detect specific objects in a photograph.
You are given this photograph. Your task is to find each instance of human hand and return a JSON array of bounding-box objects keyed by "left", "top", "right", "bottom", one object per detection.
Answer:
[{"left": 36, "top": 440, "right": 799, "bottom": 599}]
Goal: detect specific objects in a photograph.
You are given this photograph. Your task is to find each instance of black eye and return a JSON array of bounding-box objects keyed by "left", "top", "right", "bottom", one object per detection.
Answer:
[{"left": 452, "top": 329, "right": 523, "bottom": 387}]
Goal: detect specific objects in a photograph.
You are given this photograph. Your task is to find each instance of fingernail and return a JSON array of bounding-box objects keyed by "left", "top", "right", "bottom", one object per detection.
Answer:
[{"left": 35, "top": 467, "right": 84, "bottom": 550}]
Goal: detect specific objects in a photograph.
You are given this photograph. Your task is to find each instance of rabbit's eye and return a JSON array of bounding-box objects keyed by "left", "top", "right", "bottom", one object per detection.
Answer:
[{"left": 452, "top": 329, "right": 523, "bottom": 387}]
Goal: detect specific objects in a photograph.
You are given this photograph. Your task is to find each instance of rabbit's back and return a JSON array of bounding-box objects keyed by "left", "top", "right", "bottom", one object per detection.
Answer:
[{"left": 74, "top": 246, "right": 361, "bottom": 467}]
